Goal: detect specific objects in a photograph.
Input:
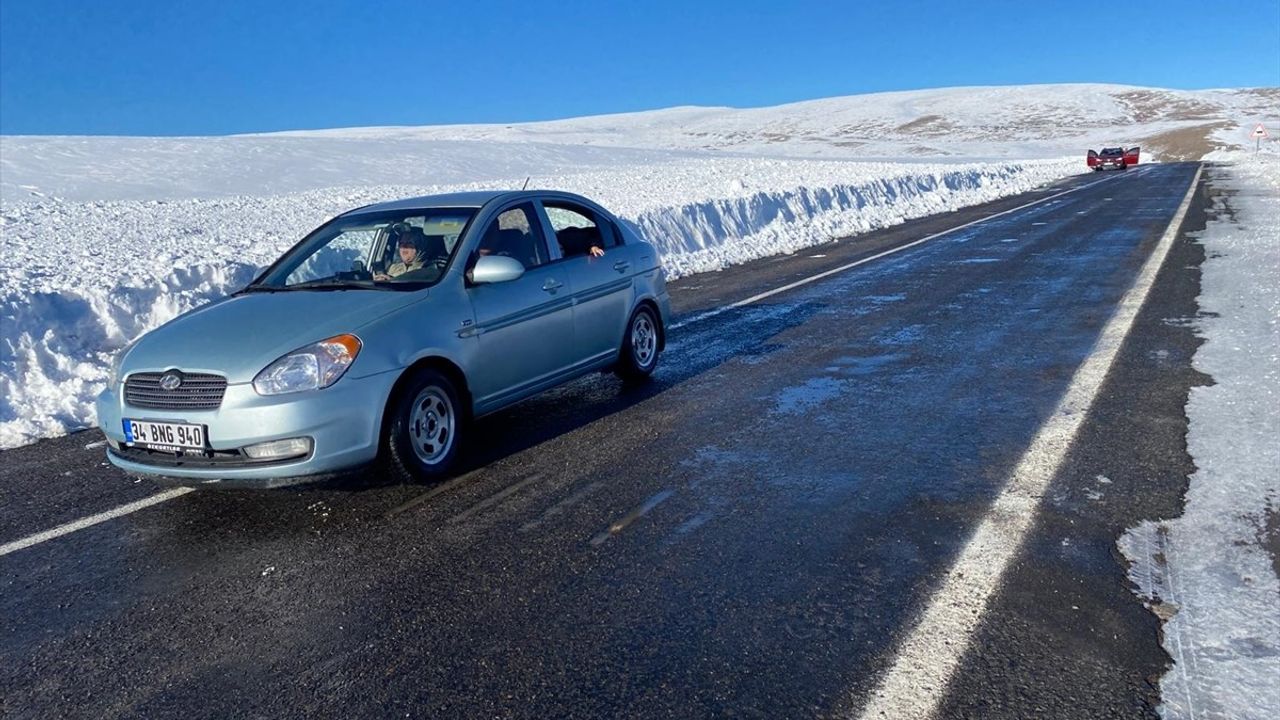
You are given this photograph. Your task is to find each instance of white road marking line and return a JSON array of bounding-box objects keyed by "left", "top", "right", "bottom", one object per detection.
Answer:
[
  {"left": 669, "top": 174, "right": 1123, "bottom": 331},
  {"left": 850, "top": 165, "right": 1202, "bottom": 720},
  {"left": 0, "top": 487, "right": 194, "bottom": 557}
]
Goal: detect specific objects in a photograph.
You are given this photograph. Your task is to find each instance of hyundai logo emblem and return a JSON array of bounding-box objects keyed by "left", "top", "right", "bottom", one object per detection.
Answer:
[{"left": 159, "top": 371, "right": 183, "bottom": 391}]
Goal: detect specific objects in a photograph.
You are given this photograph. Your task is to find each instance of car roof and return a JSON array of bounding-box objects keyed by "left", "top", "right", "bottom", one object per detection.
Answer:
[
  {"left": 345, "top": 190, "right": 513, "bottom": 215},
  {"left": 344, "top": 189, "right": 603, "bottom": 217}
]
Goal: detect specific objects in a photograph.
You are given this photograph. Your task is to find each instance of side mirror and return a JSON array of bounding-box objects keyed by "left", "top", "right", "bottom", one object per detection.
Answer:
[{"left": 469, "top": 255, "right": 525, "bottom": 285}]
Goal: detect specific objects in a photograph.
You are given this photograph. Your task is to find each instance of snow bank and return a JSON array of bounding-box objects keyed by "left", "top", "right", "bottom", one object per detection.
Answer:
[
  {"left": 529, "top": 158, "right": 1078, "bottom": 277},
  {"left": 1119, "top": 151, "right": 1280, "bottom": 720},
  {"left": 0, "top": 154, "right": 1076, "bottom": 448}
]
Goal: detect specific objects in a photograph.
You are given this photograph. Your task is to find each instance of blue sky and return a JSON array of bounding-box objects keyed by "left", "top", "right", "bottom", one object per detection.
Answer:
[{"left": 2, "top": 0, "right": 1277, "bottom": 136}]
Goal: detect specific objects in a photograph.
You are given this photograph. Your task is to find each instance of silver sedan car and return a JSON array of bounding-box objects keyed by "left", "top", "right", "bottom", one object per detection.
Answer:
[{"left": 96, "top": 190, "right": 670, "bottom": 487}]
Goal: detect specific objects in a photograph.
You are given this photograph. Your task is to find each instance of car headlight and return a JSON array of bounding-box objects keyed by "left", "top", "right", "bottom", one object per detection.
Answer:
[{"left": 253, "top": 334, "right": 362, "bottom": 396}]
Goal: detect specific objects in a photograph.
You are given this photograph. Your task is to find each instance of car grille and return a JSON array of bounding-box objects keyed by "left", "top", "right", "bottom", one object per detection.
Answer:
[{"left": 125, "top": 371, "right": 227, "bottom": 410}]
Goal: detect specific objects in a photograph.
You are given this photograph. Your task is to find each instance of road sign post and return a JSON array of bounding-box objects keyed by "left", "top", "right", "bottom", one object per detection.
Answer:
[{"left": 1251, "top": 123, "right": 1269, "bottom": 153}]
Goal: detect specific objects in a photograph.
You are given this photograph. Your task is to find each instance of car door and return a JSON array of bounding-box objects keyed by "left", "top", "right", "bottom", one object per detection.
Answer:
[
  {"left": 537, "top": 199, "right": 635, "bottom": 365},
  {"left": 466, "top": 202, "right": 577, "bottom": 410}
]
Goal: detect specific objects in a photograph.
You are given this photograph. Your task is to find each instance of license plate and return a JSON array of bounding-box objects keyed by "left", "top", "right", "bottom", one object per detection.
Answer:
[{"left": 123, "top": 419, "right": 207, "bottom": 452}]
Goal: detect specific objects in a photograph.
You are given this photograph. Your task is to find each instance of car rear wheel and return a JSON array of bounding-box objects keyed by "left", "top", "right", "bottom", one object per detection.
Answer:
[
  {"left": 384, "top": 367, "right": 463, "bottom": 483},
  {"left": 615, "top": 306, "right": 661, "bottom": 383}
]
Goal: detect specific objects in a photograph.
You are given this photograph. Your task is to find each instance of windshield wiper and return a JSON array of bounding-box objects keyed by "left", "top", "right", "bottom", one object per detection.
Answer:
[
  {"left": 283, "top": 279, "right": 384, "bottom": 291},
  {"left": 233, "top": 284, "right": 284, "bottom": 295}
]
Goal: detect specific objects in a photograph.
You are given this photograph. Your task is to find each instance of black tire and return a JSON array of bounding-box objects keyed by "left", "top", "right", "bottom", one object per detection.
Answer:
[
  {"left": 615, "top": 306, "right": 661, "bottom": 383},
  {"left": 383, "top": 367, "right": 463, "bottom": 483}
]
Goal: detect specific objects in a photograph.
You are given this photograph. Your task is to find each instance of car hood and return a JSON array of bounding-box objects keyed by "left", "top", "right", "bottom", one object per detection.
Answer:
[{"left": 122, "top": 290, "right": 424, "bottom": 383}]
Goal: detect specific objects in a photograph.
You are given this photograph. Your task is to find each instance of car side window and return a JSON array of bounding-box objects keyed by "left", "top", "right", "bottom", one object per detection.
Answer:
[
  {"left": 544, "top": 202, "right": 618, "bottom": 258},
  {"left": 476, "top": 204, "right": 548, "bottom": 269}
]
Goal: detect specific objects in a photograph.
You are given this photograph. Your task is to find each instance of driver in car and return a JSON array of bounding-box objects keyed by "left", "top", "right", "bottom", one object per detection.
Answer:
[{"left": 374, "top": 230, "right": 426, "bottom": 280}]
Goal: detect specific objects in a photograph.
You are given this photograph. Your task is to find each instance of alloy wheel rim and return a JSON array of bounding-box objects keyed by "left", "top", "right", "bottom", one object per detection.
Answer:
[
  {"left": 632, "top": 314, "right": 656, "bottom": 369},
  {"left": 409, "top": 386, "right": 454, "bottom": 465}
]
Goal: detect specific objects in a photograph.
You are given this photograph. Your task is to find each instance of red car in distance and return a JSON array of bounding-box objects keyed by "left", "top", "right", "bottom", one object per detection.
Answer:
[{"left": 1087, "top": 146, "right": 1140, "bottom": 170}]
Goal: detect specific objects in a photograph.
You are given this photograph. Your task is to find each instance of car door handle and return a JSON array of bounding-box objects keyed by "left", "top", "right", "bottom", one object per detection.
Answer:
[
  {"left": 542, "top": 279, "right": 563, "bottom": 293},
  {"left": 612, "top": 261, "right": 630, "bottom": 274}
]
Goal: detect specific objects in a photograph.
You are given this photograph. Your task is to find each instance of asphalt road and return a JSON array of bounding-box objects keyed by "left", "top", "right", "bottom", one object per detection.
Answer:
[{"left": 1, "top": 163, "right": 1209, "bottom": 719}]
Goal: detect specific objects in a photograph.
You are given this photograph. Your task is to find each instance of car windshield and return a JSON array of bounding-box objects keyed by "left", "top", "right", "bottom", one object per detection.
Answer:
[
  {"left": 249, "top": 208, "right": 475, "bottom": 291},
  {"left": 1100, "top": 148, "right": 1125, "bottom": 156}
]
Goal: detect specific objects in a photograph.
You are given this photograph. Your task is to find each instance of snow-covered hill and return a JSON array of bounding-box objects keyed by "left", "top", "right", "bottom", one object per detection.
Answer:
[
  {"left": 268, "top": 83, "right": 1279, "bottom": 159},
  {"left": 2, "top": 84, "right": 1276, "bottom": 204},
  {"left": 0, "top": 83, "right": 1276, "bottom": 448}
]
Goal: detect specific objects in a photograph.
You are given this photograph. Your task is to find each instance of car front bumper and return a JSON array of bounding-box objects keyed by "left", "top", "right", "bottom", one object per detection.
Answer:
[{"left": 96, "top": 368, "right": 401, "bottom": 487}]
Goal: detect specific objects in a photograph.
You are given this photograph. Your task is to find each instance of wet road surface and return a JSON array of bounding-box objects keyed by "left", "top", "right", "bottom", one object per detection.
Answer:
[{"left": 1, "top": 163, "right": 1208, "bottom": 718}]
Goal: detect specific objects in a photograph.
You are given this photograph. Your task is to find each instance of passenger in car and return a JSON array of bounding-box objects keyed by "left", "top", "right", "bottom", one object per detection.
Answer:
[
  {"left": 478, "top": 227, "right": 541, "bottom": 268},
  {"left": 556, "top": 226, "right": 605, "bottom": 258},
  {"left": 374, "top": 229, "right": 427, "bottom": 280}
]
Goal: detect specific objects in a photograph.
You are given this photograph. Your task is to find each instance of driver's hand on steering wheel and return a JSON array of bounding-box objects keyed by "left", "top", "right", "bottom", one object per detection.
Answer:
[{"left": 373, "top": 272, "right": 391, "bottom": 281}]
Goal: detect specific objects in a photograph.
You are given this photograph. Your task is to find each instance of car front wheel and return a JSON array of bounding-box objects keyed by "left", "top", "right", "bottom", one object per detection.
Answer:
[
  {"left": 615, "top": 306, "right": 661, "bottom": 383},
  {"left": 384, "top": 367, "right": 463, "bottom": 483}
]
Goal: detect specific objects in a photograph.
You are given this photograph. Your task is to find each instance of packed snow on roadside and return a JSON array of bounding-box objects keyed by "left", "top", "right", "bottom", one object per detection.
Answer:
[
  {"left": 0, "top": 138, "right": 1078, "bottom": 449},
  {"left": 1119, "top": 150, "right": 1280, "bottom": 720}
]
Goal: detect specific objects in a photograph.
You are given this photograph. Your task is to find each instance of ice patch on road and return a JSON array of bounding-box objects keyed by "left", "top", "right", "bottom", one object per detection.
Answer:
[
  {"left": 878, "top": 324, "right": 926, "bottom": 346},
  {"left": 1119, "top": 153, "right": 1280, "bottom": 720},
  {"left": 773, "top": 376, "right": 848, "bottom": 415},
  {"left": 861, "top": 294, "right": 907, "bottom": 306},
  {"left": 833, "top": 353, "right": 909, "bottom": 376}
]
